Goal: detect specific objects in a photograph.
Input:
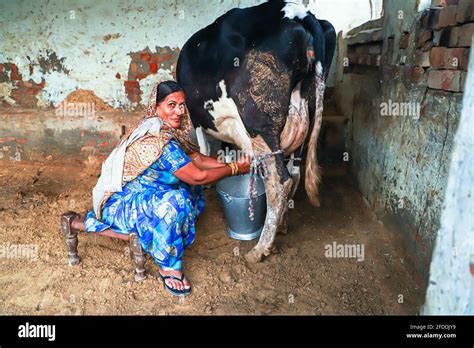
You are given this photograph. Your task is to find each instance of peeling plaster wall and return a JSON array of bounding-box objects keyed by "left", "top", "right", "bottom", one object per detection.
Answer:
[
  {"left": 0, "top": 0, "right": 264, "bottom": 109},
  {"left": 334, "top": 0, "right": 470, "bottom": 288},
  {"left": 0, "top": 0, "right": 380, "bottom": 108}
]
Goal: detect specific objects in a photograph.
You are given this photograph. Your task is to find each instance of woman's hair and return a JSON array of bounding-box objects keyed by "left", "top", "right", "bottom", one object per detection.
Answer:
[{"left": 156, "top": 80, "right": 183, "bottom": 105}]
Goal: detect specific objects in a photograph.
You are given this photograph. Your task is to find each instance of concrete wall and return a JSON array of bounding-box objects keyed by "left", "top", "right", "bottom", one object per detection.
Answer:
[
  {"left": 334, "top": 0, "right": 472, "bottom": 288},
  {"left": 0, "top": 0, "right": 380, "bottom": 109}
]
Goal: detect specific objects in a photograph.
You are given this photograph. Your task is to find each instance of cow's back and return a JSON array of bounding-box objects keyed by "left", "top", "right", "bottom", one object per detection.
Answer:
[{"left": 177, "top": 0, "right": 318, "bottom": 134}]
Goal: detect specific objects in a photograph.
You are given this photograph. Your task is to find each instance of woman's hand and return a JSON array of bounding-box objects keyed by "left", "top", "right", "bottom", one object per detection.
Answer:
[{"left": 235, "top": 155, "right": 251, "bottom": 174}]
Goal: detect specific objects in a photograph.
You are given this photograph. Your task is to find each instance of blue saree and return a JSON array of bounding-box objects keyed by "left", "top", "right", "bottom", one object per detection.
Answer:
[{"left": 84, "top": 138, "right": 205, "bottom": 271}]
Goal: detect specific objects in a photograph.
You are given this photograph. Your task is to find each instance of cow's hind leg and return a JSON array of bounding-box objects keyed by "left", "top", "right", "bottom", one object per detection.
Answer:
[
  {"left": 277, "top": 150, "right": 304, "bottom": 235},
  {"left": 245, "top": 135, "right": 292, "bottom": 263}
]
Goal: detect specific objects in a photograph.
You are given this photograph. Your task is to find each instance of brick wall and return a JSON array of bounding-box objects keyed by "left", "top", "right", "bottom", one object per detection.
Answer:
[
  {"left": 334, "top": 0, "right": 472, "bottom": 291},
  {"left": 0, "top": 63, "right": 46, "bottom": 108},
  {"left": 418, "top": 0, "right": 472, "bottom": 92}
]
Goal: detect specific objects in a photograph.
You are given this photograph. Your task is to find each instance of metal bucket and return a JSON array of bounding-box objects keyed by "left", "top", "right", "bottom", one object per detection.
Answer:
[{"left": 216, "top": 173, "right": 266, "bottom": 241}]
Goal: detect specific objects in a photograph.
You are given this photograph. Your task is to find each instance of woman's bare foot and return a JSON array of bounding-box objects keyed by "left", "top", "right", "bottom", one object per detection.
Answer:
[{"left": 158, "top": 269, "right": 191, "bottom": 291}]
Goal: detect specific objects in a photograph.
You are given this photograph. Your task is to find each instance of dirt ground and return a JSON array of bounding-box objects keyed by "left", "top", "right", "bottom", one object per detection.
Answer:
[{"left": 0, "top": 159, "right": 425, "bottom": 315}]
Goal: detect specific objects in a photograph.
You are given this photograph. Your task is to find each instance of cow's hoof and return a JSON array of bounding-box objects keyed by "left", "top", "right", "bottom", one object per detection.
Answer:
[
  {"left": 135, "top": 271, "right": 147, "bottom": 282},
  {"left": 68, "top": 255, "right": 80, "bottom": 266},
  {"left": 263, "top": 245, "right": 277, "bottom": 256},
  {"left": 245, "top": 249, "right": 263, "bottom": 263}
]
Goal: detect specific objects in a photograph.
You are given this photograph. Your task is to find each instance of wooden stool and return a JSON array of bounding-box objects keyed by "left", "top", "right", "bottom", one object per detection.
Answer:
[{"left": 60, "top": 211, "right": 146, "bottom": 282}]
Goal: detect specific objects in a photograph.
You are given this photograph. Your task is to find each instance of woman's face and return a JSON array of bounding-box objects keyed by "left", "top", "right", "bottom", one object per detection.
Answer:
[{"left": 155, "top": 91, "right": 186, "bottom": 129}]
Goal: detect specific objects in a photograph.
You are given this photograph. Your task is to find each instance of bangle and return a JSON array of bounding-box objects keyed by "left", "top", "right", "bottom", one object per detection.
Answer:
[
  {"left": 227, "top": 162, "right": 238, "bottom": 175},
  {"left": 226, "top": 162, "right": 234, "bottom": 175},
  {"left": 233, "top": 162, "right": 240, "bottom": 175}
]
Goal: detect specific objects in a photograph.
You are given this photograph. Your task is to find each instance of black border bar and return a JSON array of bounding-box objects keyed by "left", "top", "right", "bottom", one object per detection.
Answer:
[{"left": 1, "top": 315, "right": 473, "bottom": 345}]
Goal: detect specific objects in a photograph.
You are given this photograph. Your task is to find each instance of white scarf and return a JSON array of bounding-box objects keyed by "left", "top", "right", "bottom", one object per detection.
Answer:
[{"left": 92, "top": 117, "right": 163, "bottom": 218}]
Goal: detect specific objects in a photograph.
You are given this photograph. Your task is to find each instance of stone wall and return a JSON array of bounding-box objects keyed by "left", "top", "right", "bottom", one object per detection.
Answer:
[{"left": 333, "top": 0, "right": 472, "bottom": 289}]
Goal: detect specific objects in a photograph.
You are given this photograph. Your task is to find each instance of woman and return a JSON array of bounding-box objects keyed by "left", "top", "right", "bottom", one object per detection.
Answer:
[{"left": 74, "top": 81, "right": 250, "bottom": 296}]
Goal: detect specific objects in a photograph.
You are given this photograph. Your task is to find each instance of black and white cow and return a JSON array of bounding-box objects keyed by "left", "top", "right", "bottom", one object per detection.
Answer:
[{"left": 177, "top": 0, "right": 336, "bottom": 262}]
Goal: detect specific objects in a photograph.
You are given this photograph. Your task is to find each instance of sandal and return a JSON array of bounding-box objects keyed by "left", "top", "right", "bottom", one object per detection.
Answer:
[{"left": 158, "top": 271, "right": 192, "bottom": 297}]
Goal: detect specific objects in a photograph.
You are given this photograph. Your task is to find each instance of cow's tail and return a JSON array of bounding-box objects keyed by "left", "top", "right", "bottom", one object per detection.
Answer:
[
  {"left": 299, "top": 14, "right": 335, "bottom": 207},
  {"left": 304, "top": 71, "right": 324, "bottom": 207}
]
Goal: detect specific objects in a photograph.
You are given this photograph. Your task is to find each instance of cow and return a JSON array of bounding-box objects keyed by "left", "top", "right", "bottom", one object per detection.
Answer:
[{"left": 176, "top": 0, "right": 336, "bottom": 263}]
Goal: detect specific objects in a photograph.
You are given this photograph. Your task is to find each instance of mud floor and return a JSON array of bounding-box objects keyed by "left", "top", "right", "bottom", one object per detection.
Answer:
[{"left": 0, "top": 160, "right": 424, "bottom": 315}]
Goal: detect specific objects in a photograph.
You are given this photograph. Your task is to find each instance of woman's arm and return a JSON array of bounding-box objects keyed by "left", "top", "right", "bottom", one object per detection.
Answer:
[
  {"left": 174, "top": 156, "right": 250, "bottom": 186},
  {"left": 187, "top": 152, "right": 227, "bottom": 170}
]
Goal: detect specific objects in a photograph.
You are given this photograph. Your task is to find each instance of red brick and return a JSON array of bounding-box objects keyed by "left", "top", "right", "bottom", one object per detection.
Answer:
[
  {"left": 124, "top": 80, "right": 139, "bottom": 89},
  {"left": 456, "top": 0, "right": 474, "bottom": 23},
  {"left": 457, "top": 22, "right": 474, "bottom": 47},
  {"left": 400, "top": 32, "right": 410, "bottom": 49},
  {"left": 430, "top": 47, "right": 447, "bottom": 67},
  {"left": 135, "top": 72, "right": 149, "bottom": 80},
  {"left": 140, "top": 52, "right": 151, "bottom": 61},
  {"left": 436, "top": 5, "right": 458, "bottom": 28},
  {"left": 124, "top": 80, "right": 142, "bottom": 103},
  {"left": 10, "top": 64, "right": 21, "bottom": 81},
  {"left": 441, "top": 70, "right": 462, "bottom": 91},
  {"left": 115, "top": 72, "right": 121, "bottom": 79},
  {"left": 0, "top": 64, "right": 3, "bottom": 74},
  {"left": 417, "top": 30, "right": 432, "bottom": 48},
  {"left": 415, "top": 50, "right": 431, "bottom": 67},
  {"left": 411, "top": 66, "right": 425, "bottom": 83},
  {"left": 430, "top": 47, "right": 467, "bottom": 68},
  {"left": 130, "top": 63, "right": 137, "bottom": 73},
  {"left": 149, "top": 61, "right": 158, "bottom": 73},
  {"left": 428, "top": 70, "right": 443, "bottom": 89},
  {"left": 36, "top": 79, "right": 46, "bottom": 89},
  {"left": 428, "top": 69, "right": 463, "bottom": 91},
  {"left": 447, "top": 47, "right": 468, "bottom": 68}
]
